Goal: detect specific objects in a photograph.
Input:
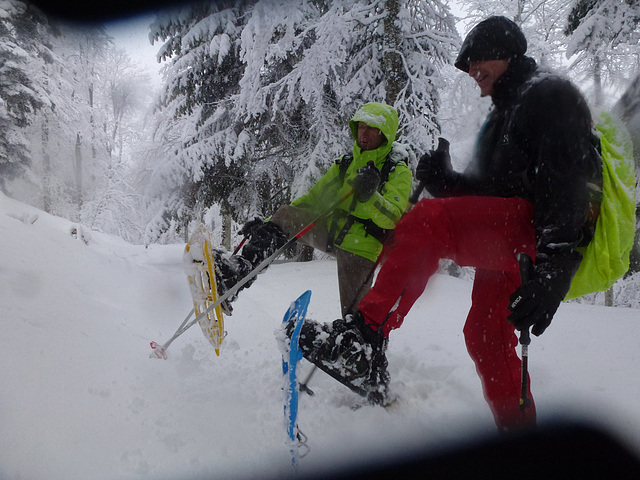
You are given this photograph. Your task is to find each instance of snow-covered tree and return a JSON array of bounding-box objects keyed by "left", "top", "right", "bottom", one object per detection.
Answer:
[
  {"left": 144, "top": 0, "right": 255, "bottom": 243},
  {"left": 235, "top": 0, "right": 458, "bottom": 196},
  {"left": 78, "top": 45, "right": 153, "bottom": 242},
  {"left": 102, "top": 47, "right": 152, "bottom": 161},
  {"left": 565, "top": 0, "right": 640, "bottom": 106},
  {"left": 61, "top": 26, "right": 114, "bottom": 211},
  {"left": 0, "top": 0, "right": 47, "bottom": 188},
  {"left": 0, "top": 12, "right": 155, "bottom": 241},
  {"left": 146, "top": 0, "right": 458, "bottom": 243}
]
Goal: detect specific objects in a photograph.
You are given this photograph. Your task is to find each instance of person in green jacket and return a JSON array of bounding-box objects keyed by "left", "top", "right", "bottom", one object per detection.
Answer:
[{"left": 214, "top": 102, "right": 413, "bottom": 316}]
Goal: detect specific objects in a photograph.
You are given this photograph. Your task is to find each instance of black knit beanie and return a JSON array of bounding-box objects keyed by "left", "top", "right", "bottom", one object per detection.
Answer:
[{"left": 454, "top": 16, "right": 527, "bottom": 72}]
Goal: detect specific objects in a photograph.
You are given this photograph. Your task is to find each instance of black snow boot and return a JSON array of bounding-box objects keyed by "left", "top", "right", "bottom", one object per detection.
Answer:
[
  {"left": 296, "top": 311, "right": 390, "bottom": 404},
  {"left": 211, "top": 249, "right": 254, "bottom": 315}
]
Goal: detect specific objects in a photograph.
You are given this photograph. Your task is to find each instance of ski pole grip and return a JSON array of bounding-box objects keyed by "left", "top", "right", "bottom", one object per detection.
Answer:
[
  {"left": 409, "top": 138, "right": 450, "bottom": 206},
  {"left": 516, "top": 252, "right": 532, "bottom": 346},
  {"left": 409, "top": 182, "right": 425, "bottom": 205},
  {"left": 516, "top": 252, "right": 532, "bottom": 284},
  {"left": 232, "top": 237, "right": 247, "bottom": 255},
  {"left": 435, "top": 136, "right": 450, "bottom": 153}
]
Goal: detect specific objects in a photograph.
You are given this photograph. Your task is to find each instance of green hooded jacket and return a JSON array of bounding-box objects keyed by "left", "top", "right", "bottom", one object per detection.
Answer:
[{"left": 291, "top": 103, "right": 413, "bottom": 262}]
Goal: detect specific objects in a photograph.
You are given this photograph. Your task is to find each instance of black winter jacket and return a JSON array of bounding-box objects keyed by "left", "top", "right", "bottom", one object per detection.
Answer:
[{"left": 426, "top": 56, "right": 602, "bottom": 298}]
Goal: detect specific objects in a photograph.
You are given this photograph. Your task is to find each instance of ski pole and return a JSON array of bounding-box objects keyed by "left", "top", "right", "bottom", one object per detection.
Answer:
[
  {"left": 149, "top": 308, "right": 195, "bottom": 359},
  {"left": 516, "top": 252, "right": 533, "bottom": 412},
  {"left": 232, "top": 237, "right": 247, "bottom": 255},
  {"left": 299, "top": 188, "right": 377, "bottom": 395},
  {"left": 408, "top": 181, "right": 424, "bottom": 206},
  {"left": 150, "top": 189, "right": 355, "bottom": 358},
  {"left": 233, "top": 184, "right": 287, "bottom": 255},
  {"left": 151, "top": 235, "right": 247, "bottom": 358},
  {"left": 299, "top": 366, "right": 317, "bottom": 396},
  {"left": 406, "top": 137, "right": 450, "bottom": 212},
  {"left": 404, "top": 180, "right": 425, "bottom": 216},
  {"left": 302, "top": 138, "right": 454, "bottom": 394}
]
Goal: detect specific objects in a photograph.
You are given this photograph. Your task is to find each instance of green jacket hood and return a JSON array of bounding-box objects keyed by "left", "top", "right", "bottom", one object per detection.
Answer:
[{"left": 349, "top": 102, "right": 399, "bottom": 149}]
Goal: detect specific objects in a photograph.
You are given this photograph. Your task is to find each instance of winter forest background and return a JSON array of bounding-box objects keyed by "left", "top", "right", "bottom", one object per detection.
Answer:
[{"left": 2, "top": 0, "right": 640, "bottom": 306}]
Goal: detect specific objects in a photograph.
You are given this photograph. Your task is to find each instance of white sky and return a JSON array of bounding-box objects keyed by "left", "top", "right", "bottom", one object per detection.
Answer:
[{"left": 105, "top": 13, "right": 163, "bottom": 89}]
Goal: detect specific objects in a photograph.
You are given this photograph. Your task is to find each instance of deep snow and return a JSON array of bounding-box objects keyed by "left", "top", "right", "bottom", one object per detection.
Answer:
[{"left": 2, "top": 190, "right": 640, "bottom": 479}]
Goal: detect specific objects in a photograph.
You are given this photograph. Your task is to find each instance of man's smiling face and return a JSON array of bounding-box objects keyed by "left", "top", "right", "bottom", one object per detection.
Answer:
[{"left": 468, "top": 59, "right": 510, "bottom": 97}]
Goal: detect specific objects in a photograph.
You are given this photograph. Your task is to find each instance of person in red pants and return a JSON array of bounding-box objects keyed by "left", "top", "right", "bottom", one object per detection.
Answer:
[
  {"left": 296, "top": 16, "right": 602, "bottom": 431},
  {"left": 359, "top": 196, "right": 537, "bottom": 429}
]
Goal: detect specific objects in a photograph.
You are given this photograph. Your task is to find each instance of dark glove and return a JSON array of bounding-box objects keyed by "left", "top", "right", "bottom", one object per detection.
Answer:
[
  {"left": 416, "top": 137, "right": 451, "bottom": 184},
  {"left": 241, "top": 221, "right": 288, "bottom": 267},
  {"left": 239, "top": 217, "right": 265, "bottom": 238},
  {"left": 507, "top": 278, "right": 563, "bottom": 336},
  {"left": 349, "top": 162, "right": 380, "bottom": 203}
]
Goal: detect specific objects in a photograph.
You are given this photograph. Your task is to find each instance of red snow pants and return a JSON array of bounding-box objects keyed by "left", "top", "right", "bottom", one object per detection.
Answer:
[{"left": 359, "top": 196, "right": 537, "bottom": 430}]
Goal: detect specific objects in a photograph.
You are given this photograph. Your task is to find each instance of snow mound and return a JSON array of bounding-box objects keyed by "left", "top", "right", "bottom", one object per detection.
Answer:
[{"left": 2, "top": 191, "right": 640, "bottom": 479}]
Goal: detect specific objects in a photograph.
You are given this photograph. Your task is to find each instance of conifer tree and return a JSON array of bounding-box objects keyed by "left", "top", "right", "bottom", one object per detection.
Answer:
[
  {"left": 0, "top": 0, "right": 47, "bottom": 187},
  {"left": 565, "top": 0, "right": 640, "bottom": 106},
  {"left": 146, "top": 0, "right": 458, "bottom": 243}
]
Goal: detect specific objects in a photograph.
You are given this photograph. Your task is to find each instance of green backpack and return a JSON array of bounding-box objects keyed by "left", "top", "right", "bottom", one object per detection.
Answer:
[{"left": 565, "top": 110, "right": 637, "bottom": 300}]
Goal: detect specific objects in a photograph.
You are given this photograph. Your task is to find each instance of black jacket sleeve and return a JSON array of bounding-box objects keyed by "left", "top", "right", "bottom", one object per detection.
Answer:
[
  {"left": 517, "top": 76, "right": 601, "bottom": 297},
  {"left": 426, "top": 71, "right": 601, "bottom": 299}
]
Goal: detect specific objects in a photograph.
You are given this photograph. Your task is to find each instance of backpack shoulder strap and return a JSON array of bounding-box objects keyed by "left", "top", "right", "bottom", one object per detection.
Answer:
[
  {"left": 335, "top": 153, "right": 353, "bottom": 185},
  {"left": 336, "top": 149, "right": 402, "bottom": 189},
  {"left": 330, "top": 146, "right": 410, "bottom": 248},
  {"left": 379, "top": 153, "right": 400, "bottom": 187}
]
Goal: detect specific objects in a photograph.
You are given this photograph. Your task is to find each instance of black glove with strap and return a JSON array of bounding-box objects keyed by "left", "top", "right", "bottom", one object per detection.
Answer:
[
  {"left": 241, "top": 220, "right": 288, "bottom": 267},
  {"left": 507, "top": 275, "right": 563, "bottom": 336},
  {"left": 349, "top": 162, "right": 380, "bottom": 203},
  {"left": 416, "top": 137, "right": 451, "bottom": 185},
  {"left": 239, "top": 217, "right": 265, "bottom": 237}
]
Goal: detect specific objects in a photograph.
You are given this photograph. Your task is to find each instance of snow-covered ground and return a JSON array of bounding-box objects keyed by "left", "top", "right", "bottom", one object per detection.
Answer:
[{"left": 2, "top": 190, "right": 640, "bottom": 479}]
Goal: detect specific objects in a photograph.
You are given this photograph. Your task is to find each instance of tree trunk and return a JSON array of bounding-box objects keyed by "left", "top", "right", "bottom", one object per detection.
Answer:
[
  {"left": 74, "top": 132, "right": 83, "bottom": 213},
  {"left": 383, "top": 0, "right": 405, "bottom": 105},
  {"left": 89, "top": 81, "right": 97, "bottom": 161},
  {"left": 605, "top": 288, "right": 614, "bottom": 307},
  {"left": 514, "top": 0, "right": 525, "bottom": 25},
  {"left": 222, "top": 213, "right": 232, "bottom": 251},
  {"left": 299, "top": 245, "right": 314, "bottom": 262},
  {"left": 42, "top": 115, "right": 51, "bottom": 213},
  {"left": 593, "top": 56, "right": 603, "bottom": 107}
]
